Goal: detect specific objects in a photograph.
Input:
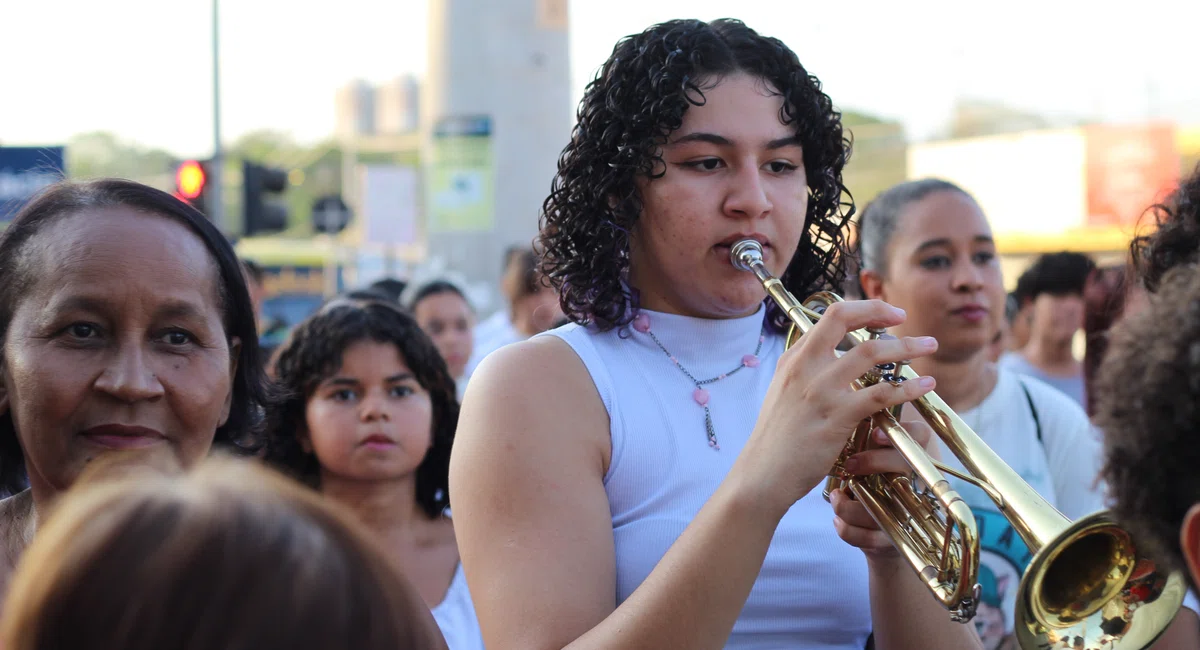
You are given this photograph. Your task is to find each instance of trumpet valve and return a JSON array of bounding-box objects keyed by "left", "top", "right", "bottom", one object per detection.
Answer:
[
  {"left": 950, "top": 584, "right": 982, "bottom": 623},
  {"left": 870, "top": 361, "right": 905, "bottom": 386},
  {"left": 863, "top": 328, "right": 907, "bottom": 385}
]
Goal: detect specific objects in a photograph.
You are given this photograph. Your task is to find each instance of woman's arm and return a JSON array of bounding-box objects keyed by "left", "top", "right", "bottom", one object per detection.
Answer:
[
  {"left": 450, "top": 337, "right": 787, "bottom": 650},
  {"left": 450, "top": 300, "right": 958, "bottom": 650},
  {"left": 864, "top": 555, "right": 980, "bottom": 650},
  {"left": 831, "top": 423, "right": 983, "bottom": 650}
]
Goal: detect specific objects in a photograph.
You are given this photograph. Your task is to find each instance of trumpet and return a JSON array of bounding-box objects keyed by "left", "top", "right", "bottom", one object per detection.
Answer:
[{"left": 730, "top": 239, "right": 1185, "bottom": 650}]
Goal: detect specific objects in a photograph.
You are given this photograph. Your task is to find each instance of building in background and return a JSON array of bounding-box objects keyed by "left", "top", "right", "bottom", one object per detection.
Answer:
[
  {"left": 376, "top": 76, "right": 421, "bottom": 135},
  {"left": 420, "top": 0, "right": 572, "bottom": 313},
  {"left": 335, "top": 80, "right": 377, "bottom": 140}
]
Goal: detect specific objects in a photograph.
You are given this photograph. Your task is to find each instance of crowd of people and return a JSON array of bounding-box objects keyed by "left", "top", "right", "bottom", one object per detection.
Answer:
[{"left": 2, "top": 16, "right": 1200, "bottom": 650}]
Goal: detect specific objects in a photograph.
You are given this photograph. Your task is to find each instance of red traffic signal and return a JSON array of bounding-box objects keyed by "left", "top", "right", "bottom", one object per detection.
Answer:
[
  {"left": 176, "top": 160, "right": 207, "bottom": 200},
  {"left": 174, "top": 159, "right": 212, "bottom": 217}
]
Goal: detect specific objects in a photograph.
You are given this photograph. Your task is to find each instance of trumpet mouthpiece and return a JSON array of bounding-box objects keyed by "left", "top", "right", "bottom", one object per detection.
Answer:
[{"left": 730, "top": 239, "right": 764, "bottom": 271}]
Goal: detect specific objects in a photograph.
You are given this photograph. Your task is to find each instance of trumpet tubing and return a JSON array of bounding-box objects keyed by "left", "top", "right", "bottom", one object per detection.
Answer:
[{"left": 729, "top": 239, "right": 1185, "bottom": 650}]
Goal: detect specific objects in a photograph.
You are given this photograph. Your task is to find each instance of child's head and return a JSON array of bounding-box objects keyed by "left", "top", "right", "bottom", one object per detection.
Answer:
[
  {"left": 264, "top": 301, "right": 457, "bottom": 518},
  {"left": 1092, "top": 267, "right": 1200, "bottom": 591},
  {"left": 0, "top": 456, "right": 447, "bottom": 650}
]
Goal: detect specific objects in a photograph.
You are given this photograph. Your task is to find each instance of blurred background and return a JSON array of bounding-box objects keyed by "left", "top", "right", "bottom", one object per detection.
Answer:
[{"left": 2, "top": 0, "right": 1196, "bottom": 337}]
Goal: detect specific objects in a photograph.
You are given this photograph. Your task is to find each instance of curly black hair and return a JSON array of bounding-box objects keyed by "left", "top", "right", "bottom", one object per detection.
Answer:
[
  {"left": 539, "top": 18, "right": 853, "bottom": 332},
  {"left": 262, "top": 301, "right": 456, "bottom": 519},
  {"left": 0, "top": 179, "right": 270, "bottom": 496},
  {"left": 1093, "top": 268, "right": 1200, "bottom": 591},
  {"left": 1131, "top": 164, "right": 1200, "bottom": 293}
]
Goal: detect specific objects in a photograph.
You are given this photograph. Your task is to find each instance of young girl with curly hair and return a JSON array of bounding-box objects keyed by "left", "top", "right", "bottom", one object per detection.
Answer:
[
  {"left": 264, "top": 300, "right": 481, "bottom": 650},
  {"left": 450, "top": 18, "right": 982, "bottom": 649}
]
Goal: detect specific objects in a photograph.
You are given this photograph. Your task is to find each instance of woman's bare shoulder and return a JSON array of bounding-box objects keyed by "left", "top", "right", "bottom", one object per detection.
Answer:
[
  {"left": 455, "top": 331, "right": 613, "bottom": 492},
  {"left": 462, "top": 334, "right": 608, "bottom": 450}
]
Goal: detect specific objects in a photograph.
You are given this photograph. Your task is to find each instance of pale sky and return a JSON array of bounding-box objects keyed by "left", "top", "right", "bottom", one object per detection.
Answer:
[{"left": 2, "top": 0, "right": 1197, "bottom": 157}]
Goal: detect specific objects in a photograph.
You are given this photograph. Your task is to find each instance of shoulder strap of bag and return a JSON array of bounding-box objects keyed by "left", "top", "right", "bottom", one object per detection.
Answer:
[{"left": 1017, "top": 378, "right": 1044, "bottom": 445}]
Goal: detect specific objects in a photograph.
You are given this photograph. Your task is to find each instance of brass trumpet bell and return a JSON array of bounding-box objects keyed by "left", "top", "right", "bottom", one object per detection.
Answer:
[{"left": 730, "top": 239, "right": 1184, "bottom": 650}]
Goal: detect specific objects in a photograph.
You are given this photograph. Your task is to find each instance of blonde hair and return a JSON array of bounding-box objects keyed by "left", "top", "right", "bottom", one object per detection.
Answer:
[{"left": 0, "top": 456, "right": 447, "bottom": 650}]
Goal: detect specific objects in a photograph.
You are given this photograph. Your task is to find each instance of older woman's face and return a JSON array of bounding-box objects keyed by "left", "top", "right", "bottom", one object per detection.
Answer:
[{"left": 0, "top": 208, "right": 239, "bottom": 496}]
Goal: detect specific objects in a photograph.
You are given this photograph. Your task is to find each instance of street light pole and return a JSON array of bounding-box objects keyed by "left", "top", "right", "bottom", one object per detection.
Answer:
[{"left": 210, "top": 0, "right": 226, "bottom": 233}]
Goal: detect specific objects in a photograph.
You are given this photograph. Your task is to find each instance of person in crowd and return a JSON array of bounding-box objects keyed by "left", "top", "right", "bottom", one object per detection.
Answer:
[
  {"left": 465, "top": 247, "right": 561, "bottom": 375},
  {"left": 1081, "top": 264, "right": 1129, "bottom": 416},
  {"left": 263, "top": 300, "right": 482, "bottom": 649},
  {"left": 241, "top": 258, "right": 291, "bottom": 366},
  {"left": 998, "top": 252, "right": 1095, "bottom": 407},
  {"left": 450, "top": 18, "right": 982, "bottom": 650},
  {"left": 1007, "top": 280, "right": 1034, "bottom": 354},
  {"left": 343, "top": 287, "right": 395, "bottom": 304},
  {"left": 369, "top": 277, "right": 409, "bottom": 304},
  {"left": 1093, "top": 268, "right": 1200, "bottom": 620},
  {"left": 1130, "top": 164, "right": 1200, "bottom": 296},
  {"left": 241, "top": 258, "right": 267, "bottom": 331},
  {"left": 408, "top": 280, "right": 476, "bottom": 399},
  {"left": 0, "top": 179, "right": 271, "bottom": 597},
  {"left": 855, "top": 177, "right": 1199, "bottom": 649},
  {"left": 985, "top": 292, "right": 1019, "bottom": 364},
  {"left": 1094, "top": 166, "right": 1200, "bottom": 596},
  {"left": 471, "top": 246, "right": 524, "bottom": 347},
  {"left": 0, "top": 455, "right": 447, "bottom": 650}
]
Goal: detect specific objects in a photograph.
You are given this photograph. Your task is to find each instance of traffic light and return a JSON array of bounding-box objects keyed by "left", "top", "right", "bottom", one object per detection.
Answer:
[
  {"left": 242, "top": 160, "right": 289, "bottom": 237},
  {"left": 312, "top": 194, "right": 351, "bottom": 234},
  {"left": 174, "top": 159, "right": 211, "bottom": 216}
]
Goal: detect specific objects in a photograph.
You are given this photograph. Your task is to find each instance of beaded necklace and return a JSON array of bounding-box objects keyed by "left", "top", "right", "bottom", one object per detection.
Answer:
[{"left": 631, "top": 311, "right": 767, "bottom": 450}]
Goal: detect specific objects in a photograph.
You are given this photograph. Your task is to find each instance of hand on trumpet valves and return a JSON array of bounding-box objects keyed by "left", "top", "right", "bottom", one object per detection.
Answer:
[
  {"left": 865, "top": 328, "right": 911, "bottom": 385},
  {"left": 736, "top": 299, "right": 941, "bottom": 517},
  {"left": 832, "top": 421, "right": 941, "bottom": 558}
]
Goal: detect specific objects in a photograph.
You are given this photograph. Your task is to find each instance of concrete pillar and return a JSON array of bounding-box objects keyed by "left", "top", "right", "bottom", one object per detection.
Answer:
[{"left": 421, "top": 0, "right": 572, "bottom": 313}]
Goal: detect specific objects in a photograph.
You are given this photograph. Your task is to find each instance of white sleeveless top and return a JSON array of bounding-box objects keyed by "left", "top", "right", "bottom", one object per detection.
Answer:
[
  {"left": 431, "top": 562, "right": 485, "bottom": 650},
  {"left": 545, "top": 304, "right": 872, "bottom": 649}
]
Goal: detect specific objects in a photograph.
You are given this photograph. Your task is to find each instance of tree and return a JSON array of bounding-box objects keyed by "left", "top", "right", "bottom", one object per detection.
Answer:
[
  {"left": 229, "top": 130, "right": 308, "bottom": 166},
  {"left": 839, "top": 109, "right": 908, "bottom": 209},
  {"left": 65, "top": 132, "right": 178, "bottom": 190},
  {"left": 941, "top": 99, "right": 1054, "bottom": 140}
]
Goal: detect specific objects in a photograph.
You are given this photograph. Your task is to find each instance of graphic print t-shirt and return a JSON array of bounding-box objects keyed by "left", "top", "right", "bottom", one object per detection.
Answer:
[{"left": 933, "top": 370, "right": 1104, "bottom": 650}]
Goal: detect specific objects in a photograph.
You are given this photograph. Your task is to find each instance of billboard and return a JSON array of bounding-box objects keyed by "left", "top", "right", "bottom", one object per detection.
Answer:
[
  {"left": 1084, "top": 123, "right": 1179, "bottom": 227},
  {"left": 908, "top": 130, "right": 1088, "bottom": 235},
  {"left": 907, "top": 124, "right": 1182, "bottom": 253},
  {"left": 426, "top": 115, "right": 494, "bottom": 232},
  {"left": 0, "top": 146, "right": 65, "bottom": 222},
  {"left": 359, "top": 164, "right": 419, "bottom": 246}
]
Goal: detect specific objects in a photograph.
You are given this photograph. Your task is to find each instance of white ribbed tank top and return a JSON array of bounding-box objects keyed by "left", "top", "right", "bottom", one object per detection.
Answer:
[
  {"left": 544, "top": 304, "right": 872, "bottom": 649},
  {"left": 431, "top": 562, "right": 484, "bottom": 650}
]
